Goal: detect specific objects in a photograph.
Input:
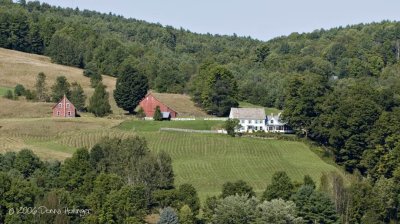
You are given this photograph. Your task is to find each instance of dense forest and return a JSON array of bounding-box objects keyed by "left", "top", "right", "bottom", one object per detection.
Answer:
[
  {"left": 2, "top": 0, "right": 400, "bottom": 109},
  {"left": 3, "top": 0, "right": 400, "bottom": 222}
]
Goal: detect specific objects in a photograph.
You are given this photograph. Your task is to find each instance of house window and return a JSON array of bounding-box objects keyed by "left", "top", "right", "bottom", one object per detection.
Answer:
[
  {"left": 57, "top": 111, "right": 60, "bottom": 116},
  {"left": 68, "top": 111, "right": 71, "bottom": 116},
  {"left": 66, "top": 103, "right": 70, "bottom": 108},
  {"left": 58, "top": 103, "right": 62, "bottom": 108},
  {"left": 270, "top": 120, "right": 274, "bottom": 124}
]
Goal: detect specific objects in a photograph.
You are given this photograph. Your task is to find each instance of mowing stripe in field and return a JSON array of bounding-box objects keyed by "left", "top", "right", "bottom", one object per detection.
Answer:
[{"left": 139, "top": 132, "right": 340, "bottom": 201}]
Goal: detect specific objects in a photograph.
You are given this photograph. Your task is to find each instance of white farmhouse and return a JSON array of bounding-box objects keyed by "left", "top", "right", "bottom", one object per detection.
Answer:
[
  {"left": 229, "top": 108, "right": 293, "bottom": 133},
  {"left": 266, "top": 113, "right": 293, "bottom": 133},
  {"left": 229, "top": 108, "right": 266, "bottom": 132}
]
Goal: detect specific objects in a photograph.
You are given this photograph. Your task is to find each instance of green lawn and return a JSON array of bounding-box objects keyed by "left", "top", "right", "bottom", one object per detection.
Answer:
[
  {"left": 117, "top": 120, "right": 224, "bottom": 132},
  {"left": 239, "top": 101, "right": 282, "bottom": 115},
  {"left": 0, "top": 86, "right": 12, "bottom": 96}
]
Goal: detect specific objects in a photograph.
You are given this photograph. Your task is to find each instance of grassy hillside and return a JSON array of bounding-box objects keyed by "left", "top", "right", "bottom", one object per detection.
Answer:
[
  {"left": 0, "top": 48, "right": 125, "bottom": 115},
  {"left": 0, "top": 117, "right": 341, "bottom": 201},
  {"left": 117, "top": 120, "right": 224, "bottom": 132}
]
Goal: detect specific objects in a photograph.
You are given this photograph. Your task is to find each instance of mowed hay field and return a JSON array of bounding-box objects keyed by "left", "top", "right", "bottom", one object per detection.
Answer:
[
  {"left": 141, "top": 132, "right": 339, "bottom": 200},
  {"left": 0, "top": 118, "right": 341, "bottom": 201},
  {"left": 0, "top": 48, "right": 125, "bottom": 115}
]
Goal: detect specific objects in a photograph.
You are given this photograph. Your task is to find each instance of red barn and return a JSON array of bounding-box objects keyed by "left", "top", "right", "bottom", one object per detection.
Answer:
[
  {"left": 52, "top": 95, "right": 76, "bottom": 117},
  {"left": 139, "top": 93, "right": 178, "bottom": 118}
]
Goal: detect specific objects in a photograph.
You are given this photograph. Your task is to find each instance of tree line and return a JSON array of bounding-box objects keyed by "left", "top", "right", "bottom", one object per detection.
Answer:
[{"left": 3, "top": 1, "right": 400, "bottom": 117}]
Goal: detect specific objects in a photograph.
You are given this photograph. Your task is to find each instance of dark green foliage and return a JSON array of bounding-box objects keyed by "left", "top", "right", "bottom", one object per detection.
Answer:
[
  {"left": 156, "top": 151, "right": 175, "bottom": 189},
  {"left": 35, "top": 189, "right": 71, "bottom": 224},
  {"left": 113, "top": 63, "right": 149, "bottom": 114},
  {"left": 90, "top": 71, "right": 102, "bottom": 88},
  {"left": 262, "top": 171, "right": 294, "bottom": 201},
  {"left": 292, "top": 185, "right": 338, "bottom": 224},
  {"left": 59, "top": 148, "right": 92, "bottom": 192},
  {"left": 69, "top": 81, "right": 86, "bottom": 111},
  {"left": 3, "top": 89, "right": 13, "bottom": 99},
  {"left": 303, "top": 175, "right": 316, "bottom": 189},
  {"left": 0, "top": 137, "right": 178, "bottom": 224},
  {"left": 14, "top": 84, "right": 25, "bottom": 96},
  {"left": 90, "top": 137, "right": 174, "bottom": 190},
  {"left": 100, "top": 185, "right": 148, "bottom": 223},
  {"left": 47, "top": 31, "right": 84, "bottom": 68},
  {"left": 224, "top": 118, "right": 241, "bottom": 137},
  {"left": 88, "top": 83, "right": 111, "bottom": 117},
  {"left": 153, "top": 189, "right": 179, "bottom": 208},
  {"left": 86, "top": 173, "right": 124, "bottom": 212},
  {"left": 281, "top": 73, "right": 329, "bottom": 136},
  {"left": 51, "top": 75, "right": 70, "bottom": 102},
  {"left": 221, "top": 180, "right": 256, "bottom": 198},
  {"left": 14, "top": 149, "right": 42, "bottom": 178},
  {"left": 24, "top": 89, "right": 36, "bottom": 101},
  {"left": 35, "top": 72, "right": 48, "bottom": 101},
  {"left": 177, "top": 184, "right": 200, "bottom": 215},
  {"left": 191, "top": 64, "right": 238, "bottom": 116},
  {"left": 254, "top": 44, "right": 270, "bottom": 63},
  {"left": 158, "top": 207, "right": 179, "bottom": 224},
  {"left": 153, "top": 106, "right": 163, "bottom": 121},
  {"left": 203, "top": 196, "right": 219, "bottom": 223}
]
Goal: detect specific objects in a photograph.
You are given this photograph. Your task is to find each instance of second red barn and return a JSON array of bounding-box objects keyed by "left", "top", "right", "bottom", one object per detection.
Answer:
[{"left": 139, "top": 93, "right": 177, "bottom": 118}]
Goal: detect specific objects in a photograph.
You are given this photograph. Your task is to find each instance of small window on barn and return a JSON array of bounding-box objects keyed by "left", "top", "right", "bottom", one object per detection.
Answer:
[
  {"left": 66, "top": 103, "right": 70, "bottom": 108},
  {"left": 68, "top": 111, "right": 71, "bottom": 116},
  {"left": 58, "top": 103, "right": 62, "bottom": 108},
  {"left": 57, "top": 111, "right": 60, "bottom": 116}
]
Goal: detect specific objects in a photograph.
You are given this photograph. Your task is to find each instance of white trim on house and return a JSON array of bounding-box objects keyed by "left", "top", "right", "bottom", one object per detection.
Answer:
[{"left": 229, "top": 108, "right": 293, "bottom": 133}]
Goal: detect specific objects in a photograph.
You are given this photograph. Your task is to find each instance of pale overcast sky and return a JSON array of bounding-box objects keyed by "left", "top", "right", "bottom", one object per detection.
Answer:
[{"left": 32, "top": 0, "right": 400, "bottom": 41}]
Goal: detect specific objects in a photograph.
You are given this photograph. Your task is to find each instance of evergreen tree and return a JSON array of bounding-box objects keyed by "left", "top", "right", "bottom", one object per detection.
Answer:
[
  {"left": 88, "top": 83, "right": 111, "bottom": 117},
  {"left": 262, "top": 171, "right": 294, "bottom": 201},
  {"left": 156, "top": 151, "right": 174, "bottom": 190},
  {"left": 90, "top": 72, "right": 102, "bottom": 88},
  {"left": 292, "top": 185, "right": 338, "bottom": 224},
  {"left": 158, "top": 207, "right": 179, "bottom": 224},
  {"left": 51, "top": 76, "right": 70, "bottom": 102},
  {"left": 69, "top": 82, "right": 86, "bottom": 111},
  {"left": 35, "top": 72, "right": 48, "bottom": 101},
  {"left": 153, "top": 106, "right": 163, "bottom": 121},
  {"left": 113, "top": 63, "right": 149, "bottom": 114},
  {"left": 14, "top": 84, "right": 25, "bottom": 96}
]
